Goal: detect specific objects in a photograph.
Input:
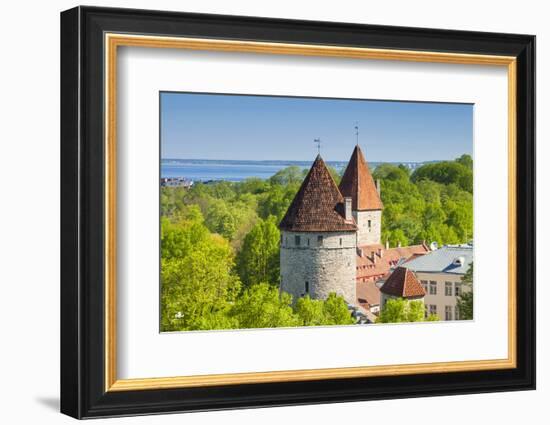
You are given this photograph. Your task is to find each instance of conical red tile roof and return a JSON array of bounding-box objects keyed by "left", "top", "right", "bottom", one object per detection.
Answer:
[
  {"left": 279, "top": 155, "right": 357, "bottom": 232},
  {"left": 339, "top": 145, "right": 383, "bottom": 211},
  {"left": 379, "top": 266, "right": 425, "bottom": 298}
]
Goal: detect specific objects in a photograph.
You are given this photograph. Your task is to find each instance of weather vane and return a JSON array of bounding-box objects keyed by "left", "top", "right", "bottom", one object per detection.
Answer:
[
  {"left": 355, "top": 122, "right": 359, "bottom": 146},
  {"left": 314, "top": 138, "right": 322, "bottom": 155}
]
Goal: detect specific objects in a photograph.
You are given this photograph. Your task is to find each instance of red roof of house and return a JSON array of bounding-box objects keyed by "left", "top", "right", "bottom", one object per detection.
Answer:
[
  {"left": 379, "top": 266, "right": 426, "bottom": 298},
  {"left": 279, "top": 155, "right": 357, "bottom": 232},
  {"left": 356, "top": 280, "right": 381, "bottom": 310},
  {"left": 339, "top": 145, "right": 383, "bottom": 211},
  {"left": 356, "top": 243, "right": 429, "bottom": 282}
]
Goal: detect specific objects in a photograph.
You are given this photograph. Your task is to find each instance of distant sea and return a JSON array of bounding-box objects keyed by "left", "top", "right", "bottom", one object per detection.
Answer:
[{"left": 161, "top": 159, "right": 428, "bottom": 182}]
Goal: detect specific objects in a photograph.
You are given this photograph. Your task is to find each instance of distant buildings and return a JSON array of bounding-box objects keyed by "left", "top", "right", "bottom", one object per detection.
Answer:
[{"left": 160, "top": 177, "right": 193, "bottom": 188}]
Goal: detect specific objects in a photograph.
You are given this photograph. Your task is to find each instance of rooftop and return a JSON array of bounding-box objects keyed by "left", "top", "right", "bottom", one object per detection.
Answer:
[
  {"left": 379, "top": 266, "right": 426, "bottom": 298},
  {"left": 356, "top": 243, "right": 430, "bottom": 281},
  {"left": 404, "top": 244, "right": 473, "bottom": 274},
  {"left": 279, "top": 155, "right": 357, "bottom": 232},
  {"left": 339, "top": 145, "right": 383, "bottom": 211}
]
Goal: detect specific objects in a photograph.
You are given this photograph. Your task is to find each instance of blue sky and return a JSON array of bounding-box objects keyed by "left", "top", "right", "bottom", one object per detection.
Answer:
[{"left": 160, "top": 92, "right": 473, "bottom": 162}]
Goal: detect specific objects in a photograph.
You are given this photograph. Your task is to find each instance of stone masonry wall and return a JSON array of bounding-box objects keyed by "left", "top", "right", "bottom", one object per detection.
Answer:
[
  {"left": 280, "top": 231, "right": 357, "bottom": 304},
  {"left": 355, "top": 210, "right": 382, "bottom": 246}
]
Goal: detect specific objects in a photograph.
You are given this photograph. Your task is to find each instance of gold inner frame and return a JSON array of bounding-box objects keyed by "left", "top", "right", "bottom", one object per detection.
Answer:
[{"left": 104, "top": 33, "right": 517, "bottom": 392}]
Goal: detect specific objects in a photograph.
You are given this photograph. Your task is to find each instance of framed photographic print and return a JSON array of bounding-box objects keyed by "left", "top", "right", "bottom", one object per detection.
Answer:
[{"left": 60, "top": 6, "right": 536, "bottom": 419}]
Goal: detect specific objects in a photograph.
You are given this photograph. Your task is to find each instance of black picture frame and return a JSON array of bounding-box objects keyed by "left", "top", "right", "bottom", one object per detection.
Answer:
[{"left": 61, "top": 5, "right": 535, "bottom": 419}]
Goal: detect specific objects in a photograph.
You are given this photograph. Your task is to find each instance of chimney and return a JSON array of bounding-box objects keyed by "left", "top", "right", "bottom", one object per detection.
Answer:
[
  {"left": 385, "top": 240, "right": 390, "bottom": 249},
  {"left": 375, "top": 179, "right": 381, "bottom": 196},
  {"left": 344, "top": 197, "right": 352, "bottom": 221}
]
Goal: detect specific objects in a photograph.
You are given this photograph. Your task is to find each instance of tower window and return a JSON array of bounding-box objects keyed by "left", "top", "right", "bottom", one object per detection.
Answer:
[
  {"left": 368, "top": 219, "right": 372, "bottom": 230},
  {"left": 295, "top": 235, "right": 301, "bottom": 246},
  {"left": 305, "top": 281, "right": 309, "bottom": 294},
  {"left": 339, "top": 238, "right": 342, "bottom": 246}
]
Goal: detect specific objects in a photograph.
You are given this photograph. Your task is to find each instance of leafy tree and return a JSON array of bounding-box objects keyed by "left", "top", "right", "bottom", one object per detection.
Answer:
[
  {"left": 456, "top": 154, "right": 473, "bottom": 170},
  {"left": 456, "top": 263, "right": 474, "bottom": 320},
  {"left": 377, "top": 298, "right": 426, "bottom": 323},
  {"left": 294, "top": 296, "right": 327, "bottom": 326},
  {"left": 236, "top": 216, "right": 281, "bottom": 287},
  {"left": 373, "top": 163, "right": 409, "bottom": 181},
  {"left": 412, "top": 161, "right": 473, "bottom": 193},
  {"left": 269, "top": 166, "right": 305, "bottom": 186},
  {"left": 160, "top": 218, "right": 241, "bottom": 331},
  {"left": 230, "top": 283, "right": 299, "bottom": 328},
  {"left": 321, "top": 293, "right": 355, "bottom": 325},
  {"left": 258, "top": 184, "right": 299, "bottom": 222}
]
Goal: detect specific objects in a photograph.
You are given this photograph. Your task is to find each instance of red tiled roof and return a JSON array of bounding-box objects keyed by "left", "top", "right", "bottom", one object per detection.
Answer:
[
  {"left": 279, "top": 155, "right": 357, "bottom": 232},
  {"left": 356, "top": 243, "right": 429, "bottom": 282},
  {"left": 339, "top": 145, "right": 383, "bottom": 211},
  {"left": 379, "top": 266, "right": 426, "bottom": 298},
  {"left": 356, "top": 280, "right": 381, "bottom": 309}
]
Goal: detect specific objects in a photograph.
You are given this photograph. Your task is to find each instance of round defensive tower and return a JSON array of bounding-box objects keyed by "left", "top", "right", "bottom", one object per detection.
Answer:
[
  {"left": 338, "top": 145, "right": 384, "bottom": 247},
  {"left": 279, "top": 155, "right": 357, "bottom": 304}
]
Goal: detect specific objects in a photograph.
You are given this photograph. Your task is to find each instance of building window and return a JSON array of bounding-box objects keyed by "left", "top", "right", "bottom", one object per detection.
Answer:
[
  {"left": 455, "top": 283, "right": 461, "bottom": 296},
  {"left": 305, "top": 281, "right": 309, "bottom": 294},
  {"left": 445, "top": 305, "right": 452, "bottom": 320},
  {"left": 421, "top": 280, "right": 428, "bottom": 291},
  {"left": 307, "top": 238, "right": 310, "bottom": 246},
  {"left": 445, "top": 281, "right": 452, "bottom": 296},
  {"left": 429, "top": 281, "right": 437, "bottom": 295},
  {"left": 429, "top": 304, "right": 437, "bottom": 316},
  {"left": 317, "top": 235, "right": 323, "bottom": 246},
  {"left": 295, "top": 235, "right": 301, "bottom": 246},
  {"left": 280, "top": 235, "right": 283, "bottom": 245},
  {"left": 339, "top": 238, "right": 342, "bottom": 246},
  {"left": 368, "top": 219, "right": 372, "bottom": 229}
]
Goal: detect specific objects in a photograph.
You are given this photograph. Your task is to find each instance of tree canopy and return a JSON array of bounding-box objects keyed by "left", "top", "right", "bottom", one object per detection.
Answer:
[
  {"left": 456, "top": 263, "right": 474, "bottom": 320},
  {"left": 160, "top": 155, "right": 472, "bottom": 331},
  {"left": 377, "top": 298, "right": 439, "bottom": 323}
]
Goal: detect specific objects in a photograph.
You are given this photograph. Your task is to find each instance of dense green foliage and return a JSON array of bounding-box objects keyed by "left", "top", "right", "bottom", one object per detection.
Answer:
[
  {"left": 374, "top": 155, "right": 473, "bottom": 247},
  {"left": 456, "top": 263, "right": 474, "bottom": 320},
  {"left": 160, "top": 206, "right": 353, "bottom": 331},
  {"left": 160, "top": 154, "right": 472, "bottom": 331},
  {"left": 377, "top": 298, "right": 439, "bottom": 323}
]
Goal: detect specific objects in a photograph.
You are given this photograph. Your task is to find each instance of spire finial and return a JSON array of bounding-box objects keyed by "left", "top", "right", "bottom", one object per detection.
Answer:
[
  {"left": 314, "top": 138, "right": 322, "bottom": 155},
  {"left": 354, "top": 122, "right": 359, "bottom": 146}
]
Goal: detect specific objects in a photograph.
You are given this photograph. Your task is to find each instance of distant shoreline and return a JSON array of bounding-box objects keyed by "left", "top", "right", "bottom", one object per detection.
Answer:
[
  {"left": 161, "top": 158, "right": 445, "bottom": 165},
  {"left": 160, "top": 158, "right": 439, "bottom": 182}
]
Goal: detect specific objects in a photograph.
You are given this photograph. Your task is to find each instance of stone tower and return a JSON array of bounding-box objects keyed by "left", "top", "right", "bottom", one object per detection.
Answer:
[
  {"left": 339, "top": 146, "right": 383, "bottom": 246},
  {"left": 279, "top": 155, "right": 357, "bottom": 304}
]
